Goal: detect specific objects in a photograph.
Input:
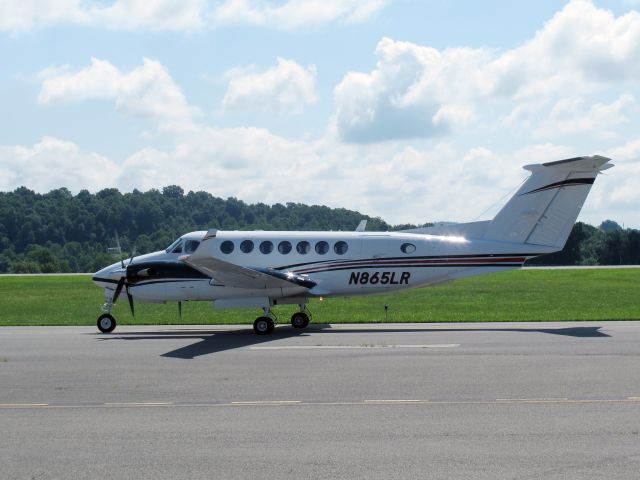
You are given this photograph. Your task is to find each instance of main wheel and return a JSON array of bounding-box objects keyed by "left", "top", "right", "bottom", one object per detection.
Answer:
[
  {"left": 253, "top": 316, "right": 275, "bottom": 335},
  {"left": 97, "top": 313, "right": 117, "bottom": 333},
  {"left": 291, "top": 312, "right": 310, "bottom": 329}
]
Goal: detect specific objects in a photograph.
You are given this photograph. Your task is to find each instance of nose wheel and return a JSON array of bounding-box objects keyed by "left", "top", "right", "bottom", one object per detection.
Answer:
[{"left": 97, "top": 313, "right": 117, "bottom": 333}]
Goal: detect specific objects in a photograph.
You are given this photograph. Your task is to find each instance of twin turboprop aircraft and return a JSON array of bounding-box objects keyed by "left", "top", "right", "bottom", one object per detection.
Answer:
[{"left": 93, "top": 155, "right": 612, "bottom": 335}]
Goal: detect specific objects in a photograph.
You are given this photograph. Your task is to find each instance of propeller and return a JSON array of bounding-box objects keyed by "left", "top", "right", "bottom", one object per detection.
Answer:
[
  {"left": 113, "top": 245, "right": 137, "bottom": 317},
  {"left": 127, "top": 289, "right": 135, "bottom": 317},
  {"left": 178, "top": 301, "right": 182, "bottom": 319}
]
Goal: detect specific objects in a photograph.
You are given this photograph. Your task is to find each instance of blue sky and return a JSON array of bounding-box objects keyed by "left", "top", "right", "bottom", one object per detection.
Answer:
[{"left": 1, "top": 0, "right": 639, "bottom": 227}]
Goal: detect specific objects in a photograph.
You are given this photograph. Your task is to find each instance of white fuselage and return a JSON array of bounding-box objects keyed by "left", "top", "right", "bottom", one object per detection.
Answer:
[{"left": 93, "top": 230, "right": 552, "bottom": 305}]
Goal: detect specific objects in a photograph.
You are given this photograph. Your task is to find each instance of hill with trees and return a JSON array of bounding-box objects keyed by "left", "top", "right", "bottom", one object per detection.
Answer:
[{"left": 0, "top": 186, "right": 637, "bottom": 273}]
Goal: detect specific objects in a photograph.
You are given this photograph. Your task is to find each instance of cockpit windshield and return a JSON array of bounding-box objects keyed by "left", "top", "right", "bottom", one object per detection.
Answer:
[
  {"left": 165, "top": 238, "right": 200, "bottom": 254},
  {"left": 184, "top": 240, "right": 200, "bottom": 254},
  {"left": 165, "top": 238, "right": 182, "bottom": 253}
]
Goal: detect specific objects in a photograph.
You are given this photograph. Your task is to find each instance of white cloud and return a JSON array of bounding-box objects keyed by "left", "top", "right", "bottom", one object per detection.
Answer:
[
  {"left": 334, "top": 0, "right": 640, "bottom": 143},
  {"left": 222, "top": 58, "right": 318, "bottom": 114},
  {"left": 38, "top": 58, "right": 201, "bottom": 132},
  {"left": 91, "top": 0, "right": 208, "bottom": 32},
  {"left": 2, "top": 131, "right": 638, "bottom": 227},
  {"left": 0, "top": 0, "right": 89, "bottom": 32},
  {"left": 533, "top": 94, "right": 635, "bottom": 138},
  {"left": 0, "top": 0, "right": 387, "bottom": 32},
  {"left": 0, "top": 137, "right": 119, "bottom": 192},
  {"left": 211, "top": 0, "right": 387, "bottom": 29}
]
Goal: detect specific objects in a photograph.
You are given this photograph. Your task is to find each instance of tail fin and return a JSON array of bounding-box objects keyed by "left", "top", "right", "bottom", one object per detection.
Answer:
[{"left": 483, "top": 155, "right": 612, "bottom": 249}]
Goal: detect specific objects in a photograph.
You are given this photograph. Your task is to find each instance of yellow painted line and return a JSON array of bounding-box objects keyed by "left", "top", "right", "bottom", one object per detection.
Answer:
[
  {"left": 496, "top": 398, "right": 569, "bottom": 402},
  {"left": 2, "top": 398, "right": 640, "bottom": 410},
  {"left": 231, "top": 400, "right": 302, "bottom": 405},
  {"left": 250, "top": 344, "right": 459, "bottom": 350},
  {"left": 364, "top": 399, "right": 423, "bottom": 404}
]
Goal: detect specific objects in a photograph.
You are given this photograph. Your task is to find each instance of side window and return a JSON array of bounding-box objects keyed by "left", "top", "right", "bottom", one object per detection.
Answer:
[
  {"left": 334, "top": 241, "right": 348, "bottom": 255},
  {"left": 315, "top": 241, "right": 329, "bottom": 255},
  {"left": 171, "top": 242, "right": 183, "bottom": 254},
  {"left": 240, "top": 240, "right": 254, "bottom": 253},
  {"left": 278, "top": 241, "right": 292, "bottom": 254},
  {"left": 296, "top": 241, "right": 310, "bottom": 254},
  {"left": 220, "top": 240, "right": 234, "bottom": 254},
  {"left": 259, "top": 241, "right": 273, "bottom": 254},
  {"left": 401, "top": 243, "right": 416, "bottom": 254},
  {"left": 184, "top": 240, "right": 200, "bottom": 254}
]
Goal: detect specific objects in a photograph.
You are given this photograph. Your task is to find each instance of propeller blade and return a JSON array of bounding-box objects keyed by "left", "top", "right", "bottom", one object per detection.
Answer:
[
  {"left": 112, "top": 277, "right": 126, "bottom": 303},
  {"left": 126, "top": 287, "right": 135, "bottom": 317},
  {"left": 178, "top": 301, "right": 182, "bottom": 319}
]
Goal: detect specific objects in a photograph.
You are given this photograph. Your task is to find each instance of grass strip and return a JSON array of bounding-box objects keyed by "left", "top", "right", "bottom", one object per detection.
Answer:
[{"left": 0, "top": 269, "right": 638, "bottom": 326}]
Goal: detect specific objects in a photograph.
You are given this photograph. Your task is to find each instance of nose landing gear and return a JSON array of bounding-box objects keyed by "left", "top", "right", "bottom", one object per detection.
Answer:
[
  {"left": 97, "top": 313, "right": 117, "bottom": 333},
  {"left": 97, "top": 290, "right": 118, "bottom": 333}
]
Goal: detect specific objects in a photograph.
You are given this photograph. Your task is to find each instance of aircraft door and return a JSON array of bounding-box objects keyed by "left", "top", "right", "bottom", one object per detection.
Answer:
[{"left": 359, "top": 235, "right": 391, "bottom": 259}]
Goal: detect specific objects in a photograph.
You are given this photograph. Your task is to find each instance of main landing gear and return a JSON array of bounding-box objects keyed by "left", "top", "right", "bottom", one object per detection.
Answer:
[{"left": 253, "top": 305, "right": 312, "bottom": 335}]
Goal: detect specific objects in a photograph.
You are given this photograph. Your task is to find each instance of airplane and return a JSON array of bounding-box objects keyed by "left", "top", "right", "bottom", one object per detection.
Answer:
[{"left": 92, "top": 155, "right": 612, "bottom": 335}]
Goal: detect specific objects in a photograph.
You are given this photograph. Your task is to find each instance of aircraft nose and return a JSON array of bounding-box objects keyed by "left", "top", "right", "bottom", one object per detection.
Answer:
[{"left": 92, "top": 263, "right": 126, "bottom": 289}]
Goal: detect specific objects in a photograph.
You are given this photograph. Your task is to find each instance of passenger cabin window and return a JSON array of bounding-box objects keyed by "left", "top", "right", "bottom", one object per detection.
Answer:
[
  {"left": 260, "top": 241, "right": 273, "bottom": 254},
  {"left": 278, "top": 241, "right": 292, "bottom": 254},
  {"left": 296, "top": 241, "right": 310, "bottom": 254},
  {"left": 220, "top": 240, "right": 234, "bottom": 254},
  {"left": 184, "top": 240, "right": 200, "bottom": 254},
  {"left": 240, "top": 240, "right": 254, "bottom": 253},
  {"left": 334, "top": 241, "right": 348, "bottom": 255},
  {"left": 315, "top": 241, "right": 329, "bottom": 255},
  {"left": 401, "top": 243, "right": 416, "bottom": 254}
]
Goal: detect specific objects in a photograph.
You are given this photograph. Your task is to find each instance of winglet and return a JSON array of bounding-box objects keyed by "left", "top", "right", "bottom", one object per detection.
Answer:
[{"left": 356, "top": 219, "right": 367, "bottom": 232}]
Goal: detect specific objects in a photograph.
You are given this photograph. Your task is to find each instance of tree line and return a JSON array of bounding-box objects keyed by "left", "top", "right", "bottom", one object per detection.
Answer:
[{"left": 0, "top": 186, "right": 637, "bottom": 273}]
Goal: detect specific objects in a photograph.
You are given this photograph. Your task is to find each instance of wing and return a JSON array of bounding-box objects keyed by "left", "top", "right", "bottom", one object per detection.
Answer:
[{"left": 181, "top": 244, "right": 316, "bottom": 290}]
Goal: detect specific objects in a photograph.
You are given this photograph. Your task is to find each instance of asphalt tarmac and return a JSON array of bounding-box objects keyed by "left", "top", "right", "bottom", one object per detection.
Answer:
[{"left": 1, "top": 322, "right": 640, "bottom": 479}]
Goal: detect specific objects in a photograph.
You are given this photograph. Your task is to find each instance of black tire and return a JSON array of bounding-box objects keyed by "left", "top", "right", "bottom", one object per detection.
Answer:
[
  {"left": 253, "top": 316, "right": 274, "bottom": 335},
  {"left": 97, "top": 313, "right": 117, "bottom": 333},
  {"left": 290, "top": 312, "right": 310, "bottom": 329}
]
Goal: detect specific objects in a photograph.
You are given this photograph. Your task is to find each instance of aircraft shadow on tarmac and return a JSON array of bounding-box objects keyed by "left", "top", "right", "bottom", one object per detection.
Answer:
[{"left": 95, "top": 325, "right": 610, "bottom": 359}]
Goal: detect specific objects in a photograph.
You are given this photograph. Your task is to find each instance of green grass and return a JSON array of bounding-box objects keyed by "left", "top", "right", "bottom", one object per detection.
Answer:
[{"left": 0, "top": 269, "right": 639, "bottom": 326}]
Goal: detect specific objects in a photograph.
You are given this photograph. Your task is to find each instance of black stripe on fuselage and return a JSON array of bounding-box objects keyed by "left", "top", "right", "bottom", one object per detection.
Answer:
[
  {"left": 322, "top": 263, "right": 523, "bottom": 272},
  {"left": 126, "top": 278, "right": 210, "bottom": 288},
  {"left": 294, "top": 262, "right": 526, "bottom": 274},
  {"left": 521, "top": 177, "right": 595, "bottom": 195},
  {"left": 275, "top": 253, "right": 541, "bottom": 271}
]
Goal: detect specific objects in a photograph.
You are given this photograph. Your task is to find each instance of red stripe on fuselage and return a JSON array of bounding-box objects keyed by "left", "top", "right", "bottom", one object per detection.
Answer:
[{"left": 294, "top": 256, "right": 527, "bottom": 274}]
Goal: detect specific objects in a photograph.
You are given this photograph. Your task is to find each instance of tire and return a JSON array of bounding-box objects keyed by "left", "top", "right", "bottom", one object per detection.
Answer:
[
  {"left": 253, "top": 316, "right": 274, "bottom": 335},
  {"left": 290, "top": 312, "right": 310, "bottom": 329},
  {"left": 97, "top": 313, "right": 117, "bottom": 333}
]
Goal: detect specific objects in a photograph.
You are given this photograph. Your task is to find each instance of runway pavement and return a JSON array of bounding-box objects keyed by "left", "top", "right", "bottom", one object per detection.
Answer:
[{"left": 1, "top": 322, "right": 640, "bottom": 479}]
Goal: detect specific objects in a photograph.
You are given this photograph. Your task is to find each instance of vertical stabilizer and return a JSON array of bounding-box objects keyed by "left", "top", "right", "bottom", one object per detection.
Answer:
[{"left": 483, "top": 155, "right": 612, "bottom": 249}]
